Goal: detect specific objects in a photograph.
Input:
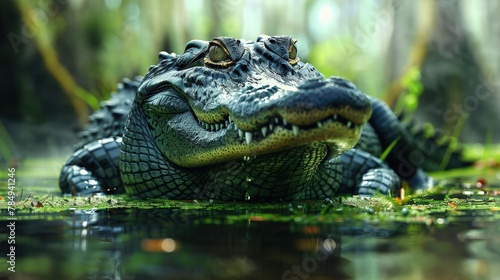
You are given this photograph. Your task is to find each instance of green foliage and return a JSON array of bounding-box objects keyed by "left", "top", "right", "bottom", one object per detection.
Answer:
[
  {"left": 75, "top": 88, "right": 100, "bottom": 111},
  {"left": 394, "top": 67, "right": 424, "bottom": 116},
  {"left": 379, "top": 136, "right": 401, "bottom": 161}
]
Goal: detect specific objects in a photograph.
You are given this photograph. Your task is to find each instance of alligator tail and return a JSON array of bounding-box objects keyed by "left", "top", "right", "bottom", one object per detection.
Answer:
[
  {"left": 74, "top": 76, "right": 142, "bottom": 150},
  {"left": 403, "top": 120, "right": 474, "bottom": 171},
  {"left": 60, "top": 77, "right": 142, "bottom": 195},
  {"left": 364, "top": 99, "right": 472, "bottom": 191}
]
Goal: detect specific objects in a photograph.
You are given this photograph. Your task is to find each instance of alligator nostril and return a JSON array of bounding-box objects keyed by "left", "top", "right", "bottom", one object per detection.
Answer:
[
  {"left": 330, "top": 77, "right": 357, "bottom": 89},
  {"left": 297, "top": 78, "right": 328, "bottom": 90},
  {"left": 269, "top": 38, "right": 276, "bottom": 44}
]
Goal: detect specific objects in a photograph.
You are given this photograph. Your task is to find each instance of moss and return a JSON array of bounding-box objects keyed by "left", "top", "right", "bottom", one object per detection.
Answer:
[{"left": 2, "top": 183, "right": 499, "bottom": 225}]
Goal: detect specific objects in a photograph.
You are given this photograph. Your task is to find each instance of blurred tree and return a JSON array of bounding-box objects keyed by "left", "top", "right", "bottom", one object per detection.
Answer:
[
  {"left": 385, "top": 0, "right": 433, "bottom": 109},
  {"left": 413, "top": 0, "right": 499, "bottom": 142}
]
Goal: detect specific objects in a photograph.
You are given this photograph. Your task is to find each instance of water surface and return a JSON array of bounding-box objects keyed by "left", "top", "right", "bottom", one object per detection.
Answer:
[{"left": 1, "top": 158, "right": 499, "bottom": 279}]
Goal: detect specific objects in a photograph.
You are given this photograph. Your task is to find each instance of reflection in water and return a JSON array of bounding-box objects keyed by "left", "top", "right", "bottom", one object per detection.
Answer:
[{"left": 0, "top": 206, "right": 499, "bottom": 279}]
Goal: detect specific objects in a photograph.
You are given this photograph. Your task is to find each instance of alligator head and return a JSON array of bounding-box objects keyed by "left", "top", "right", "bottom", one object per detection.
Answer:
[{"left": 135, "top": 35, "right": 372, "bottom": 169}]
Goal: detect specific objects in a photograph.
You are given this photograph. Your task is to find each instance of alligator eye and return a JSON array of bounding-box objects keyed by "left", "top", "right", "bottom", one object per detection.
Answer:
[
  {"left": 208, "top": 45, "right": 228, "bottom": 61},
  {"left": 204, "top": 41, "right": 234, "bottom": 67},
  {"left": 288, "top": 39, "right": 300, "bottom": 65}
]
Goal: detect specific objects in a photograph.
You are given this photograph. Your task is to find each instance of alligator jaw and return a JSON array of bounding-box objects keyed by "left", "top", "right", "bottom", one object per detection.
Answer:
[
  {"left": 195, "top": 108, "right": 367, "bottom": 137},
  {"left": 232, "top": 115, "right": 364, "bottom": 154},
  {"left": 164, "top": 107, "right": 366, "bottom": 168},
  {"left": 233, "top": 110, "right": 367, "bottom": 146}
]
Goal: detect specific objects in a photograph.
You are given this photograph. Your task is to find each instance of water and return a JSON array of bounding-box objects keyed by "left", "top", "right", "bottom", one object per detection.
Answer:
[
  {"left": 1, "top": 159, "right": 500, "bottom": 279},
  {"left": 2, "top": 205, "right": 500, "bottom": 279}
]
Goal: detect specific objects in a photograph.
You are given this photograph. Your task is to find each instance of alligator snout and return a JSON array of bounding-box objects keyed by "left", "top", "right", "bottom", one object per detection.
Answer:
[
  {"left": 278, "top": 77, "right": 372, "bottom": 126},
  {"left": 228, "top": 77, "right": 372, "bottom": 133}
]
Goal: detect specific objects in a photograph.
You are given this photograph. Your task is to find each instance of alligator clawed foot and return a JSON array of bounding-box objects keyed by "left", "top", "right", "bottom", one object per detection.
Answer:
[
  {"left": 357, "top": 168, "right": 401, "bottom": 197},
  {"left": 60, "top": 165, "right": 106, "bottom": 197}
]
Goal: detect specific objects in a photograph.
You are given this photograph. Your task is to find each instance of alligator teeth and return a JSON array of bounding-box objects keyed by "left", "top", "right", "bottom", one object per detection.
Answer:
[
  {"left": 317, "top": 122, "right": 323, "bottom": 128},
  {"left": 292, "top": 125, "right": 299, "bottom": 136},
  {"left": 333, "top": 114, "right": 337, "bottom": 120},
  {"left": 210, "top": 124, "right": 215, "bottom": 131},
  {"left": 283, "top": 119, "right": 288, "bottom": 125},
  {"left": 269, "top": 124, "right": 273, "bottom": 130},
  {"left": 225, "top": 120, "right": 229, "bottom": 127},
  {"left": 275, "top": 117, "right": 279, "bottom": 124},
  {"left": 245, "top": 132, "right": 253, "bottom": 145},
  {"left": 261, "top": 127, "right": 268, "bottom": 137},
  {"left": 238, "top": 129, "right": 244, "bottom": 139},
  {"left": 346, "top": 121, "right": 352, "bottom": 128},
  {"left": 215, "top": 124, "right": 220, "bottom": 130},
  {"left": 228, "top": 116, "right": 232, "bottom": 123}
]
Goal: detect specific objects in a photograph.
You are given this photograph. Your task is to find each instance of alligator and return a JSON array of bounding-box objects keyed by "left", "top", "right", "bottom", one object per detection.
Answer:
[{"left": 60, "top": 35, "right": 435, "bottom": 201}]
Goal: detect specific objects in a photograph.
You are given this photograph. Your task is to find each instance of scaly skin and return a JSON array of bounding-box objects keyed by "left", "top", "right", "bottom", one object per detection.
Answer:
[{"left": 60, "top": 35, "right": 430, "bottom": 201}]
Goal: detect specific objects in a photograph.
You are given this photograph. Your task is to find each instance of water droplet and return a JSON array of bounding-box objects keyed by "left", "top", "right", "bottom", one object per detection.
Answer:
[{"left": 244, "top": 191, "right": 251, "bottom": 201}]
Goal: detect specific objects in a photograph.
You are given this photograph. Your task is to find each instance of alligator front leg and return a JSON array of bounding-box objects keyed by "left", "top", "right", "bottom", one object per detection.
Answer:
[
  {"left": 59, "top": 137, "right": 124, "bottom": 196},
  {"left": 338, "top": 148, "right": 401, "bottom": 196},
  {"left": 311, "top": 148, "right": 401, "bottom": 199},
  {"left": 309, "top": 148, "right": 400, "bottom": 199}
]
